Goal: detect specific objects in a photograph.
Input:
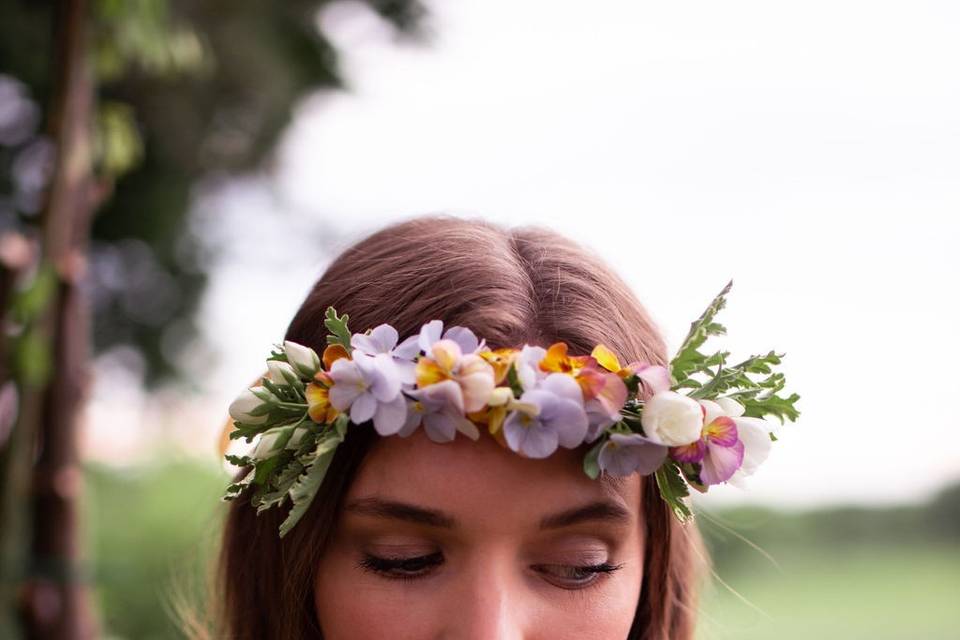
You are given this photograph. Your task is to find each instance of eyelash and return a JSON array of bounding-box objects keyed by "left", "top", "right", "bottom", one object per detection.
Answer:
[{"left": 357, "top": 552, "right": 624, "bottom": 590}]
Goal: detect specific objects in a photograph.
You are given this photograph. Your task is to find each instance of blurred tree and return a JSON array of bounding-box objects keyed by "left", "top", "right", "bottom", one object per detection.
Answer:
[
  {"left": 0, "top": 0, "right": 431, "bottom": 637},
  {"left": 1, "top": 0, "right": 432, "bottom": 387}
]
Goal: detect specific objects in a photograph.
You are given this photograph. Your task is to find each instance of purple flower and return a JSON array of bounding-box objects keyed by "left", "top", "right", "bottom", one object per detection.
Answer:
[
  {"left": 351, "top": 323, "right": 420, "bottom": 385},
  {"left": 670, "top": 406, "right": 744, "bottom": 486},
  {"left": 503, "top": 373, "right": 589, "bottom": 458},
  {"left": 583, "top": 373, "right": 629, "bottom": 443},
  {"left": 328, "top": 353, "right": 407, "bottom": 436},
  {"left": 418, "top": 319, "right": 485, "bottom": 355},
  {"left": 398, "top": 380, "right": 480, "bottom": 443},
  {"left": 597, "top": 433, "right": 668, "bottom": 476},
  {"left": 584, "top": 401, "right": 619, "bottom": 443}
]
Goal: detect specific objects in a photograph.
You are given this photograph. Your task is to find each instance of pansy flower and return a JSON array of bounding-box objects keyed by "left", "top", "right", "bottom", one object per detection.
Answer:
[
  {"left": 418, "top": 319, "right": 486, "bottom": 355},
  {"left": 514, "top": 344, "right": 548, "bottom": 391},
  {"left": 415, "top": 339, "right": 495, "bottom": 413},
  {"left": 477, "top": 347, "right": 520, "bottom": 385},
  {"left": 597, "top": 433, "right": 668, "bottom": 476},
  {"left": 591, "top": 344, "right": 672, "bottom": 402},
  {"left": 714, "top": 397, "right": 774, "bottom": 487},
  {"left": 398, "top": 379, "right": 481, "bottom": 443},
  {"left": 305, "top": 371, "right": 339, "bottom": 424},
  {"left": 467, "top": 387, "right": 524, "bottom": 439},
  {"left": 539, "top": 342, "right": 628, "bottom": 440},
  {"left": 670, "top": 398, "right": 750, "bottom": 486},
  {"left": 328, "top": 353, "right": 407, "bottom": 436},
  {"left": 502, "top": 373, "right": 589, "bottom": 458},
  {"left": 351, "top": 323, "right": 420, "bottom": 385}
]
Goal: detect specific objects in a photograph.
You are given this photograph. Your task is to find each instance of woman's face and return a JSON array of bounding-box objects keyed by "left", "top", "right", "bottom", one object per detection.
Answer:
[{"left": 314, "top": 429, "right": 645, "bottom": 639}]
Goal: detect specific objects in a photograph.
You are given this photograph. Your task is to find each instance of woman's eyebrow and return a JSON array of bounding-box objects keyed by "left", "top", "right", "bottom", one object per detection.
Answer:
[
  {"left": 343, "top": 497, "right": 631, "bottom": 530},
  {"left": 538, "top": 500, "right": 632, "bottom": 530},
  {"left": 345, "top": 497, "right": 456, "bottom": 528}
]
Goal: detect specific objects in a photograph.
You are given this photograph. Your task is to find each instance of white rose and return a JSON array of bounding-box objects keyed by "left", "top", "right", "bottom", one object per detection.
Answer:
[
  {"left": 640, "top": 391, "right": 703, "bottom": 447},
  {"left": 283, "top": 340, "right": 321, "bottom": 377}
]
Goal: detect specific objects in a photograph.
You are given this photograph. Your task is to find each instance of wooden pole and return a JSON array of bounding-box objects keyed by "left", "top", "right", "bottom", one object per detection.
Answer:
[{"left": 17, "top": 0, "right": 99, "bottom": 637}]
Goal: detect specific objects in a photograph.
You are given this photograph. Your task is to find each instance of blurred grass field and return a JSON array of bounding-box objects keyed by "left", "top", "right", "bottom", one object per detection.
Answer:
[
  {"left": 698, "top": 542, "right": 960, "bottom": 640},
  {"left": 79, "top": 458, "right": 960, "bottom": 639}
]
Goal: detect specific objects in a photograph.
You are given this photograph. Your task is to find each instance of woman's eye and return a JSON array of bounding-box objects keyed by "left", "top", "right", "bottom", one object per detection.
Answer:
[
  {"left": 356, "top": 552, "right": 624, "bottom": 590},
  {"left": 358, "top": 551, "right": 444, "bottom": 581},
  {"left": 533, "top": 561, "right": 625, "bottom": 590}
]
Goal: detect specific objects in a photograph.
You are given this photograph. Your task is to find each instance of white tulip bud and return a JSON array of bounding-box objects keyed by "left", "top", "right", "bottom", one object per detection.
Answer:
[
  {"left": 283, "top": 341, "right": 321, "bottom": 377},
  {"left": 286, "top": 425, "right": 310, "bottom": 450},
  {"left": 253, "top": 428, "right": 282, "bottom": 458},
  {"left": 229, "top": 387, "right": 271, "bottom": 425},
  {"left": 267, "top": 360, "right": 301, "bottom": 386},
  {"left": 640, "top": 391, "right": 703, "bottom": 447},
  {"left": 253, "top": 425, "right": 310, "bottom": 459}
]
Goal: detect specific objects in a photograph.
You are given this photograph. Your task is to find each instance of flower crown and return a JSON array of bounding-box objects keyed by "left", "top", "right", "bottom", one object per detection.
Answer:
[{"left": 222, "top": 280, "right": 801, "bottom": 537}]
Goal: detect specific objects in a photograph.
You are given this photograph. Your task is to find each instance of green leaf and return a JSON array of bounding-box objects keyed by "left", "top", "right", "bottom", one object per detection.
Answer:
[
  {"left": 505, "top": 363, "right": 524, "bottom": 396},
  {"left": 252, "top": 455, "right": 280, "bottom": 486},
  {"left": 225, "top": 454, "right": 252, "bottom": 467},
  {"left": 324, "top": 306, "right": 353, "bottom": 355},
  {"left": 255, "top": 460, "right": 305, "bottom": 514},
  {"left": 670, "top": 280, "right": 733, "bottom": 384},
  {"left": 278, "top": 430, "right": 347, "bottom": 537},
  {"left": 582, "top": 438, "right": 605, "bottom": 480},
  {"left": 222, "top": 468, "right": 256, "bottom": 502},
  {"left": 742, "top": 391, "right": 801, "bottom": 424},
  {"left": 259, "top": 377, "right": 283, "bottom": 399},
  {"left": 670, "top": 279, "right": 733, "bottom": 386},
  {"left": 655, "top": 462, "right": 693, "bottom": 523}
]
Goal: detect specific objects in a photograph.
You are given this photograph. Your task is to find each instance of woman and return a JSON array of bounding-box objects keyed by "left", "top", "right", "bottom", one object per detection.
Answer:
[{"left": 210, "top": 215, "right": 710, "bottom": 639}]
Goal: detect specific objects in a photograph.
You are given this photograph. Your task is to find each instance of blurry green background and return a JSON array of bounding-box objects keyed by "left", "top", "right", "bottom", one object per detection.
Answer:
[{"left": 81, "top": 459, "right": 960, "bottom": 639}]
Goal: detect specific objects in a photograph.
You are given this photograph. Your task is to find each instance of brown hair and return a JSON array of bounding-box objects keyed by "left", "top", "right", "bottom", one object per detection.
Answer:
[{"left": 207, "top": 215, "right": 705, "bottom": 639}]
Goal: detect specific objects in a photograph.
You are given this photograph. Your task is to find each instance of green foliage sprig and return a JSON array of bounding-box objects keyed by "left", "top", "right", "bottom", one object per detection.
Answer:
[{"left": 652, "top": 279, "right": 801, "bottom": 521}]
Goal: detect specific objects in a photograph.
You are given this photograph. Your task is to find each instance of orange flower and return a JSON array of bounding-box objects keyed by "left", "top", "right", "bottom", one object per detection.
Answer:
[
  {"left": 539, "top": 342, "right": 611, "bottom": 401},
  {"left": 322, "top": 344, "right": 349, "bottom": 370},
  {"left": 539, "top": 342, "right": 593, "bottom": 376},
  {"left": 306, "top": 370, "right": 339, "bottom": 423}
]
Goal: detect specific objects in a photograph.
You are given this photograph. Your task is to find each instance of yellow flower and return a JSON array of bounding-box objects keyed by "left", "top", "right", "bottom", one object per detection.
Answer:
[
  {"left": 477, "top": 347, "right": 519, "bottom": 384},
  {"left": 591, "top": 344, "right": 623, "bottom": 374}
]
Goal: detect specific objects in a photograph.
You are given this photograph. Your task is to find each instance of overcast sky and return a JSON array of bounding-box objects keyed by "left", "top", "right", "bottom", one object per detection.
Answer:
[{"left": 84, "top": 0, "right": 959, "bottom": 510}]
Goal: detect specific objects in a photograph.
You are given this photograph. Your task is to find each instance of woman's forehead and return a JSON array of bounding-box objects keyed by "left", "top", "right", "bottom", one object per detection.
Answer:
[{"left": 342, "top": 429, "right": 642, "bottom": 533}]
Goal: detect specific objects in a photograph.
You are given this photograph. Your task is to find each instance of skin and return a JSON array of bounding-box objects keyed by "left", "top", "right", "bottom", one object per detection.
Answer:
[{"left": 314, "top": 428, "right": 645, "bottom": 639}]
